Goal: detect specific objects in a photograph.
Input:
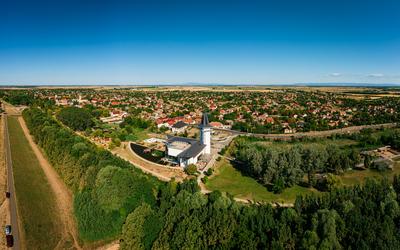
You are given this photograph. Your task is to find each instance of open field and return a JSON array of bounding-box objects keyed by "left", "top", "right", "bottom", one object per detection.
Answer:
[
  {"left": 7, "top": 116, "right": 64, "bottom": 249},
  {"left": 339, "top": 162, "right": 400, "bottom": 186},
  {"left": 207, "top": 158, "right": 400, "bottom": 203},
  {"left": 206, "top": 159, "right": 318, "bottom": 203}
]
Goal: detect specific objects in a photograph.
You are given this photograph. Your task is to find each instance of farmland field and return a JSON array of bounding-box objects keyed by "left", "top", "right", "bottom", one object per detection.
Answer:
[{"left": 8, "top": 116, "right": 63, "bottom": 249}]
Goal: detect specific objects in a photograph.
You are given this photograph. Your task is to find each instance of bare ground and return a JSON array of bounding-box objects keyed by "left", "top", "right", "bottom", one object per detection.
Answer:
[{"left": 17, "top": 116, "right": 82, "bottom": 250}]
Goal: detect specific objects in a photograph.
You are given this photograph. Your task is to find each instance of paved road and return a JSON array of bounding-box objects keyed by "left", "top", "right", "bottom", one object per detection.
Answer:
[
  {"left": 213, "top": 122, "right": 398, "bottom": 140},
  {"left": 4, "top": 114, "right": 21, "bottom": 250}
]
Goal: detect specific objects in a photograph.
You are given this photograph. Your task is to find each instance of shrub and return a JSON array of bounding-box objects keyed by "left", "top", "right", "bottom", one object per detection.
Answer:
[
  {"left": 205, "top": 168, "right": 214, "bottom": 176},
  {"left": 185, "top": 164, "right": 198, "bottom": 176}
]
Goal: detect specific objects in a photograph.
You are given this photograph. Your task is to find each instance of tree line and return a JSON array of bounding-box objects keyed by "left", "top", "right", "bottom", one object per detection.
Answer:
[
  {"left": 23, "top": 108, "right": 160, "bottom": 241},
  {"left": 120, "top": 176, "right": 400, "bottom": 249},
  {"left": 233, "top": 138, "right": 361, "bottom": 192}
]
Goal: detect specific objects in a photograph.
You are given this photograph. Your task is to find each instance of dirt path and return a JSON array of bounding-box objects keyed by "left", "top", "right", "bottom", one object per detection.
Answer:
[{"left": 17, "top": 116, "right": 82, "bottom": 250}]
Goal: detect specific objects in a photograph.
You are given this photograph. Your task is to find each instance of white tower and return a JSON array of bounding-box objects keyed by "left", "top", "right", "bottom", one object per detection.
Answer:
[{"left": 199, "top": 112, "right": 212, "bottom": 154}]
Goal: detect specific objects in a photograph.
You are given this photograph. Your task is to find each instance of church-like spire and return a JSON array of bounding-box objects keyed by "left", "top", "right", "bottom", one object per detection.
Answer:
[{"left": 199, "top": 112, "right": 211, "bottom": 128}]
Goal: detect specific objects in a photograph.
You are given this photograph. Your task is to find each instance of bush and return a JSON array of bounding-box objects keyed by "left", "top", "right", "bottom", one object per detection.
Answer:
[
  {"left": 201, "top": 176, "right": 208, "bottom": 184},
  {"left": 371, "top": 159, "right": 392, "bottom": 172},
  {"left": 205, "top": 168, "right": 214, "bottom": 176},
  {"left": 113, "top": 138, "right": 121, "bottom": 147},
  {"left": 185, "top": 164, "right": 198, "bottom": 175}
]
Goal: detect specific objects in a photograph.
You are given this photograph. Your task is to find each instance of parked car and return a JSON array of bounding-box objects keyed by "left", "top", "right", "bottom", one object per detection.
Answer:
[
  {"left": 6, "top": 235, "right": 13, "bottom": 247},
  {"left": 4, "top": 225, "right": 11, "bottom": 235}
]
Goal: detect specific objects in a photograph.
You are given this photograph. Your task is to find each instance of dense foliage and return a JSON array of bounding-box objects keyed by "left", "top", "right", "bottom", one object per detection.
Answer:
[
  {"left": 23, "top": 108, "right": 160, "bottom": 241},
  {"left": 120, "top": 116, "right": 154, "bottom": 129},
  {"left": 117, "top": 177, "right": 400, "bottom": 249},
  {"left": 0, "top": 90, "right": 35, "bottom": 105},
  {"left": 57, "top": 106, "right": 94, "bottom": 131},
  {"left": 231, "top": 128, "right": 400, "bottom": 192},
  {"left": 233, "top": 138, "right": 361, "bottom": 192}
]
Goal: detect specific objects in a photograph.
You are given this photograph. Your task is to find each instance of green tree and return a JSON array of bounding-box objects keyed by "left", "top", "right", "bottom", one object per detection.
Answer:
[
  {"left": 121, "top": 203, "right": 153, "bottom": 250},
  {"left": 57, "top": 106, "right": 94, "bottom": 131}
]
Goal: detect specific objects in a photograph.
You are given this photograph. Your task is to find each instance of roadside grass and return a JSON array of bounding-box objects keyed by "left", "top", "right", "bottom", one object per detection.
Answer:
[
  {"left": 8, "top": 116, "right": 63, "bottom": 249},
  {"left": 206, "top": 159, "right": 318, "bottom": 203}
]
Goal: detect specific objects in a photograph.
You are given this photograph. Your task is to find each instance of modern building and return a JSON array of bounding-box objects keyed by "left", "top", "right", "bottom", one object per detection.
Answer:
[{"left": 165, "top": 113, "right": 212, "bottom": 167}]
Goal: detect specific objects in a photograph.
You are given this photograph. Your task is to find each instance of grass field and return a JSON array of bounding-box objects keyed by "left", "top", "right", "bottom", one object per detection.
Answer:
[
  {"left": 339, "top": 162, "right": 400, "bottom": 186},
  {"left": 258, "top": 138, "right": 358, "bottom": 148},
  {"left": 206, "top": 158, "right": 400, "bottom": 203},
  {"left": 8, "top": 116, "right": 63, "bottom": 249},
  {"left": 206, "top": 158, "right": 318, "bottom": 203}
]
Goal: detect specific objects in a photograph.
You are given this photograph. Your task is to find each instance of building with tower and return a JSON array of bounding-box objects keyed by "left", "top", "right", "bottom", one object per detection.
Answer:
[{"left": 165, "top": 112, "right": 212, "bottom": 168}]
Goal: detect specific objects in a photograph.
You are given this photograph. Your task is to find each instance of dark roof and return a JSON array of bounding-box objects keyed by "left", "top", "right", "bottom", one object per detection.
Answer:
[
  {"left": 167, "top": 135, "right": 198, "bottom": 144},
  {"left": 199, "top": 112, "right": 211, "bottom": 128},
  {"left": 177, "top": 142, "right": 206, "bottom": 158},
  {"left": 172, "top": 121, "right": 188, "bottom": 129},
  {"left": 166, "top": 135, "right": 205, "bottom": 158}
]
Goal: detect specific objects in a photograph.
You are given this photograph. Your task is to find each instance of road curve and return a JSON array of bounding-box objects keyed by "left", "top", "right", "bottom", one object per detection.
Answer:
[{"left": 4, "top": 114, "right": 21, "bottom": 250}]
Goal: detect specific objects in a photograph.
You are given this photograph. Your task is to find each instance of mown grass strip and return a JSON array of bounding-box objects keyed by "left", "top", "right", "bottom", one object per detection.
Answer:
[{"left": 8, "top": 116, "right": 62, "bottom": 249}]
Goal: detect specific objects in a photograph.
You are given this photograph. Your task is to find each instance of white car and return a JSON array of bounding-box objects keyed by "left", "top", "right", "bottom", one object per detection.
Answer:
[{"left": 5, "top": 225, "right": 11, "bottom": 235}]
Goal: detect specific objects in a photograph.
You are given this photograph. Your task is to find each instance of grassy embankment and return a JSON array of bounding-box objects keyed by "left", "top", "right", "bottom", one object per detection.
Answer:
[{"left": 8, "top": 116, "right": 63, "bottom": 249}]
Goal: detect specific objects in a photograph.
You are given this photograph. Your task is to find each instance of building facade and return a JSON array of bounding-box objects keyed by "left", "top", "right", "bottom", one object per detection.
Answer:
[{"left": 165, "top": 113, "right": 212, "bottom": 167}]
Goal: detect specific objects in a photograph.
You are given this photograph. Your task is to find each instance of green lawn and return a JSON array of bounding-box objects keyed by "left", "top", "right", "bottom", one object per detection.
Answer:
[
  {"left": 339, "top": 162, "right": 400, "bottom": 186},
  {"left": 206, "top": 159, "right": 400, "bottom": 204},
  {"left": 132, "top": 128, "right": 150, "bottom": 141},
  {"left": 8, "top": 117, "right": 63, "bottom": 249},
  {"left": 206, "top": 159, "right": 318, "bottom": 203}
]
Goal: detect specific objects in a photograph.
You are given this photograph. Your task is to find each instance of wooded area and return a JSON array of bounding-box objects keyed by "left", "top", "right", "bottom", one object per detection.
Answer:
[{"left": 232, "top": 130, "right": 400, "bottom": 193}]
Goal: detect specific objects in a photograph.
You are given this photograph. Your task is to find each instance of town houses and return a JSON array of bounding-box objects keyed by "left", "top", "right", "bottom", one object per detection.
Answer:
[{"left": 30, "top": 87, "right": 400, "bottom": 135}]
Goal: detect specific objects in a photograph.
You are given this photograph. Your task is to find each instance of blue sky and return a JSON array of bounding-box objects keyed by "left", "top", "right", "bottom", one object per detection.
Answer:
[{"left": 0, "top": 0, "right": 399, "bottom": 85}]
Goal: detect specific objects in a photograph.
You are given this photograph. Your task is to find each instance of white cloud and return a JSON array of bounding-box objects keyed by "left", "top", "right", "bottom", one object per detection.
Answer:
[{"left": 329, "top": 72, "right": 341, "bottom": 77}]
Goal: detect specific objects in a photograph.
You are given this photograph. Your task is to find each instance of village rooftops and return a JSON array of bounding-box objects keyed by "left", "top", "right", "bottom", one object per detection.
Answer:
[{"left": 172, "top": 121, "right": 188, "bottom": 129}]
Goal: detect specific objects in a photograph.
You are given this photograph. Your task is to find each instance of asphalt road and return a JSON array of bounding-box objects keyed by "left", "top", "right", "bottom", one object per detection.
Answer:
[
  {"left": 4, "top": 114, "right": 20, "bottom": 250},
  {"left": 212, "top": 122, "right": 398, "bottom": 140}
]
